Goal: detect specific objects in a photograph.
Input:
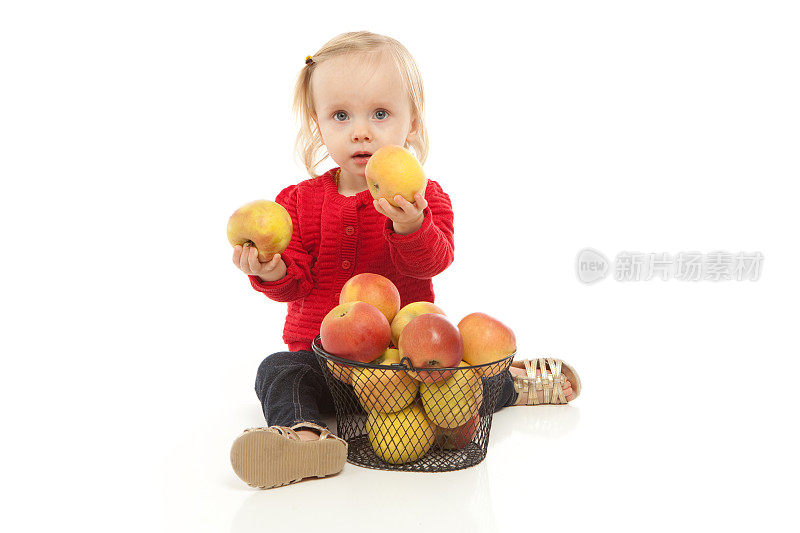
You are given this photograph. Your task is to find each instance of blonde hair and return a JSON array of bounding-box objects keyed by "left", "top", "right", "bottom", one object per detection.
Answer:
[{"left": 293, "top": 31, "right": 429, "bottom": 178}]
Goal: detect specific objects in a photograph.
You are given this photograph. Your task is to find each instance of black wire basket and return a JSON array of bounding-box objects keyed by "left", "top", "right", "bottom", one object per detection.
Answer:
[{"left": 312, "top": 335, "right": 514, "bottom": 472}]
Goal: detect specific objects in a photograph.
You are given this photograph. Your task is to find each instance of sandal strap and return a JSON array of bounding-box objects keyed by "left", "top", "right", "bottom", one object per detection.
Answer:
[
  {"left": 242, "top": 425, "right": 302, "bottom": 441},
  {"left": 276, "top": 426, "right": 302, "bottom": 440},
  {"left": 516, "top": 357, "right": 568, "bottom": 405},
  {"left": 289, "top": 421, "right": 345, "bottom": 445},
  {"left": 242, "top": 423, "right": 346, "bottom": 446},
  {"left": 545, "top": 358, "right": 566, "bottom": 404}
]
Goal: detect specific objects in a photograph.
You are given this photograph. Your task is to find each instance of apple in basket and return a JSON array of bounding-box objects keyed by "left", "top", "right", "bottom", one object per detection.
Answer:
[
  {"left": 325, "top": 358, "right": 354, "bottom": 385},
  {"left": 434, "top": 412, "right": 480, "bottom": 451},
  {"left": 367, "top": 399, "right": 436, "bottom": 464},
  {"left": 458, "top": 312, "right": 517, "bottom": 378},
  {"left": 320, "top": 301, "right": 391, "bottom": 364},
  {"left": 351, "top": 348, "right": 419, "bottom": 413},
  {"left": 339, "top": 273, "right": 401, "bottom": 324},
  {"left": 226, "top": 200, "right": 292, "bottom": 263},
  {"left": 420, "top": 361, "right": 483, "bottom": 429},
  {"left": 398, "top": 313, "right": 463, "bottom": 383},
  {"left": 390, "top": 301, "right": 446, "bottom": 347}
]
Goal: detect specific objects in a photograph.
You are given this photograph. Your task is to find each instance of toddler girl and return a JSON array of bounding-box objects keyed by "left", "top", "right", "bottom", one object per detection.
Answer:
[{"left": 229, "top": 31, "right": 579, "bottom": 490}]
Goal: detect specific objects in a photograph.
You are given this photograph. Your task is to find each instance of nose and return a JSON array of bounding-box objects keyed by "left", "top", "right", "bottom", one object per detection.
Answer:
[{"left": 351, "top": 119, "right": 373, "bottom": 143}]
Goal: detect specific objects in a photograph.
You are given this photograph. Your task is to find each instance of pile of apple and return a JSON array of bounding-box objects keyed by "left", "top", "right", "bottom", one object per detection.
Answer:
[{"left": 320, "top": 273, "right": 516, "bottom": 465}]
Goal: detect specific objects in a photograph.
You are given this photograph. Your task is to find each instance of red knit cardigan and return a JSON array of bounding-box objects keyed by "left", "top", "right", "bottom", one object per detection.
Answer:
[{"left": 249, "top": 167, "right": 455, "bottom": 352}]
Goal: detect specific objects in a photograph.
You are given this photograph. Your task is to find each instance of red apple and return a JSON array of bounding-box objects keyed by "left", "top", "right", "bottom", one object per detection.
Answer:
[
  {"left": 434, "top": 413, "right": 480, "bottom": 450},
  {"left": 339, "top": 273, "right": 401, "bottom": 323},
  {"left": 398, "top": 313, "right": 463, "bottom": 383},
  {"left": 320, "top": 301, "right": 391, "bottom": 363},
  {"left": 390, "top": 301, "right": 446, "bottom": 347},
  {"left": 458, "top": 312, "right": 517, "bottom": 377}
]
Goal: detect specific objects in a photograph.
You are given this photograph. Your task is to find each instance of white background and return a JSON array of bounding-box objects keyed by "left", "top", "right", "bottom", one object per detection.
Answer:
[{"left": 2, "top": 1, "right": 799, "bottom": 531}]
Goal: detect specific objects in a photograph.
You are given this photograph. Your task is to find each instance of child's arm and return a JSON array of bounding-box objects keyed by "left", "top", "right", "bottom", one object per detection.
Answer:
[
  {"left": 241, "top": 185, "right": 315, "bottom": 302},
  {"left": 374, "top": 179, "right": 455, "bottom": 279}
]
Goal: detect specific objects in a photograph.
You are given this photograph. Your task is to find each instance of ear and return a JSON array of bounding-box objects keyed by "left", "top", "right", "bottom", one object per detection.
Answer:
[{"left": 405, "top": 116, "right": 420, "bottom": 144}]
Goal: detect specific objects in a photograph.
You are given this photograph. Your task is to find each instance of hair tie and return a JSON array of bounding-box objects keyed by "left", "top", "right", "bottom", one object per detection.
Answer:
[{"left": 305, "top": 55, "right": 314, "bottom": 65}]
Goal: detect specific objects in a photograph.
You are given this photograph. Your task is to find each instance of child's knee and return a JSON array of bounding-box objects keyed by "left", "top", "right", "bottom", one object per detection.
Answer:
[
  {"left": 258, "top": 350, "right": 296, "bottom": 370},
  {"left": 255, "top": 351, "right": 297, "bottom": 393}
]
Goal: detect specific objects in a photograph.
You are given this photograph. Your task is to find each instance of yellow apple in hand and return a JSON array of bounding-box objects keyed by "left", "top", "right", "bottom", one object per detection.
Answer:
[
  {"left": 227, "top": 200, "right": 292, "bottom": 263},
  {"left": 420, "top": 361, "right": 483, "bottom": 428},
  {"left": 367, "top": 400, "right": 436, "bottom": 464},
  {"left": 365, "top": 145, "right": 427, "bottom": 207},
  {"left": 352, "top": 348, "right": 418, "bottom": 413}
]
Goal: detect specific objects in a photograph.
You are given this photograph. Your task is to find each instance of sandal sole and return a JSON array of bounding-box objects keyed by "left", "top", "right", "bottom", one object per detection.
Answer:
[{"left": 230, "top": 430, "right": 348, "bottom": 489}]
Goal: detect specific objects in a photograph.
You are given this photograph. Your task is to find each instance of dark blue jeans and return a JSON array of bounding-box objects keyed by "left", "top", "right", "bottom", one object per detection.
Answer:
[{"left": 255, "top": 350, "right": 519, "bottom": 429}]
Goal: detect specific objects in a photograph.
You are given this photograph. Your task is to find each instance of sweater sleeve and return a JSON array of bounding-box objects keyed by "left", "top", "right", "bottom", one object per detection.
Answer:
[
  {"left": 383, "top": 179, "right": 455, "bottom": 279},
  {"left": 248, "top": 184, "right": 314, "bottom": 302}
]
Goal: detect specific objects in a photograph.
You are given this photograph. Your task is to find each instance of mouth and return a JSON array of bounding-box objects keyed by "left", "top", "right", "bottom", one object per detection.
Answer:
[{"left": 352, "top": 151, "right": 372, "bottom": 165}]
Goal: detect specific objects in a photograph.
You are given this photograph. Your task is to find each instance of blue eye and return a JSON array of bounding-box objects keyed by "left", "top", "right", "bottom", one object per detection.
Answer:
[
  {"left": 374, "top": 109, "right": 389, "bottom": 120},
  {"left": 333, "top": 111, "right": 348, "bottom": 121}
]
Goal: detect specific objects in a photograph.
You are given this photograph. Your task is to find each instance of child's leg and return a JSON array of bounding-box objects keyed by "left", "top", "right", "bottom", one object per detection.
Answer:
[
  {"left": 231, "top": 350, "right": 348, "bottom": 488},
  {"left": 479, "top": 370, "right": 519, "bottom": 415},
  {"left": 254, "top": 350, "right": 334, "bottom": 435}
]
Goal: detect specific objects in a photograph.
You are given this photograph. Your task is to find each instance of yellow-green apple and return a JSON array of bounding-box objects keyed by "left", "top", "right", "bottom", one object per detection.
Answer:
[
  {"left": 339, "top": 273, "right": 401, "bottom": 323},
  {"left": 390, "top": 301, "right": 446, "bottom": 347},
  {"left": 351, "top": 348, "right": 418, "bottom": 413},
  {"left": 399, "top": 314, "right": 463, "bottom": 383},
  {"left": 227, "top": 200, "right": 292, "bottom": 263},
  {"left": 434, "top": 412, "right": 480, "bottom": 450},
  {"left": 458, "top": 312, "right": 517, "bottom": 378},
  {"left": 420, "top": 361, "right": 483, "bottom": 428},
  {"left": 367, "top": 400, "right": 436, "bottom": 464},
  {"left": 365, "top": 145, "right": 427, "bottom": 207},
  {"left": 320, "top": 301, "right": 391, "bottom": 363}
]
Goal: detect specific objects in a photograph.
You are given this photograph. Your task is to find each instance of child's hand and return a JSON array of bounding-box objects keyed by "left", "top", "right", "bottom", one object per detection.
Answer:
[
  {"left": 232, "top": 244, "right": 287, "bottom": 282},
  {"left": 373, "top": 192, "right": 428, "bottom": 235}
]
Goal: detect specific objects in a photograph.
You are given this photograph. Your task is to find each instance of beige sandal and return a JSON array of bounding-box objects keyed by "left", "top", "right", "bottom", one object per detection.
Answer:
[
  {"left": 230, "top": 421, "right": 348, "bottom": 489},
  {"left": 511, "top": 358, "right": 582, "bottom": 405}
]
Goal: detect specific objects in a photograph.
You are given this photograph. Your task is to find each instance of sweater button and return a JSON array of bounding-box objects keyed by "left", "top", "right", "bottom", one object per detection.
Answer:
[
  {"left": 345, "top": 226, "right": 355, "bottom": 235},
  {"left": 341, "top": 260, "right": 351, "bottom": 270}
]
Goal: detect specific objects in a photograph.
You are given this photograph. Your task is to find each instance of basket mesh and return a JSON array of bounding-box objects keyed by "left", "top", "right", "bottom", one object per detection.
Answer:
[{"left": 312, "top": 335, "right": 513, "bottom": 472}]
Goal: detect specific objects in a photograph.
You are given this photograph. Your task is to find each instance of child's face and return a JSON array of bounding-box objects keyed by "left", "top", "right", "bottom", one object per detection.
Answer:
[{"left": 311, "top": 52, "right": 418, "bottom": 181}]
